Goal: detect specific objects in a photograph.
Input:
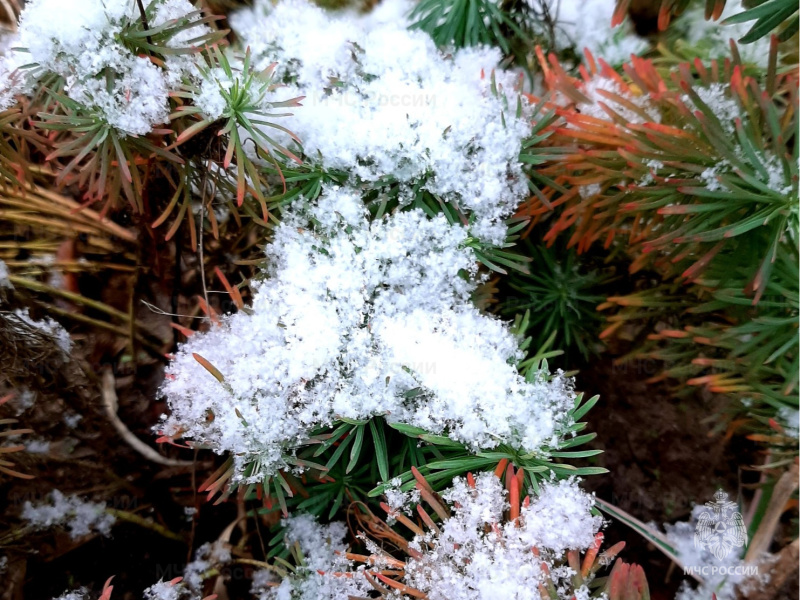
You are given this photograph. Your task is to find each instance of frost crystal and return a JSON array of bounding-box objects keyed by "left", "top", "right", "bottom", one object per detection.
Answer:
[
  {"left": 161, "top": 189, "right": 577, "bottom": 483},
  {"left": 403, "top": 473, "right": 603, "bottom": 600},
  {"left": 229, "top": 0, "right": 531, "bottom": 243},
  {"left": 385, "top": 476, "right": 421, "bottom": 516},
  {"left": 21, "top": 489, "right": 115, "bottom": 539}
]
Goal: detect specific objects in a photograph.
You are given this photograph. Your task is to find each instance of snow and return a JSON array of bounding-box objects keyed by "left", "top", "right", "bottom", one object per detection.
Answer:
[
  {"left": 161, "top": 189, "right": 578, "bottom": 483},
  {"left": 253, "top": 513, "right": 372, "bottom": 600},
  {"left": 666, "top": 507, "right": 740, "bottom": 600},
  {"left": 777, "top": 406, "right": 799, "bottom": 438},
  {"left": 0, "top": 259, "right": 11, "bottom": 289},
  {"left": 661, "top": 504, "right": 772, "bottom": 600},
  {"left": 521, "top": 477, "right": 604, "bottom": 555},
  {"left": 64, "top": 412, "right": 83, "bottom": 428},
  {"left": 192, "top": 67, "right": 231, "bottom": 121},
  {"left": 21, "top": 489, "right": 115, "bottom": 539},
  {"left": 55, "top": 543, "right": 229, "bottom": 600},
  {"left": 152, "top": 0, "right": 208, "bottom": 88},
  {"left": 638, "top": 159, "right": 665, "bottom": 186},
  {"left": 384, "top": 476, "right": 421, "bottom": 516},
  {"left": 552, "top": 0, "right": 649, "bottom": 66},
  {"left": 250, "top": 568, "right": 276, "bottom": 595},
  {"left": 52, "top": 591, "right": 89, "bottom": 600},
  {"left": 143, "top": 581, "right": 183, "bottom": 600},
  {"left": 681, "top": 85, "right": 792, "bottom": 195},
  {"left": 678, "top": 1, "right": 772, "bottom": 69},
  {"left": 71, "top": 57, "right": 170, "bottom": 135},
  {"left": 402, "top": 473, "right": 603, "bottom": 600},
  {"left": 577, "top": 76, "right": 661, "bottom": 125},
  {"left": 683, "top": 83, "right": 742, "bottom": 136},
  {"left": 8, "top": 388, "right": 35, "bottom": 416},
  {"left": 25, "top": 439, "right": 51, "bottom": 454},
  {"left": 229, "top": 0, "right": 532, "bottom": 244},
  {"left": 700, "top": 162, "right": 729, "bottom": 192},
  {"left": 12, "top": 307, "right": 72, "bottom": 353},
  {"left": 182, "top": 540, "right": 231, "bottom": 593},
  {"left": 0, "top": 43, "right": 28, "bottom": 111},
  {"left": 13, "top": 0, "right": 209, "bottom": 135},
  {"left": 762, "top": 153, "right": 793, "bottom": 196}
]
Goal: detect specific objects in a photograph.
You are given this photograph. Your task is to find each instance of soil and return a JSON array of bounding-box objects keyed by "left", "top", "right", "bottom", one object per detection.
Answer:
[{"left": 576, "top": 356, "right": 799, "bottom": 600}]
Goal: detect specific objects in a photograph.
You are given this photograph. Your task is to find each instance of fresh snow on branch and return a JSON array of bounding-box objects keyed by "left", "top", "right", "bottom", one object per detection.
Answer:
[
  {"left": 21, "top": 489, "right": 115, "bottom": 539},
  {"left": 7, "top": 0, "right": 209, "bottom": 134},
  {"left": 551, "top": 0, "right": 648, "bottom": 67},
  {"left": 250, "top": 475, "right": 603, "bottom": 600},
  {"left": 252, "top": 513, "right": 372, "bottom": 600},
  {"left": 161, "top": 189, "right": 577, "bottom": 483},
  {"left": 403, "top": 473, "right": 603, "bottom": 600},
  {"left": 230, "top": 0, "right": 532, "bottom": 243}
]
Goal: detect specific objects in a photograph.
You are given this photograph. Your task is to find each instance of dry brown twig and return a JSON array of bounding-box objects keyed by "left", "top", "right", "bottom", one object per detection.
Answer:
[{"left": 100, "top": 368, "right": 192, "bottom": 467}]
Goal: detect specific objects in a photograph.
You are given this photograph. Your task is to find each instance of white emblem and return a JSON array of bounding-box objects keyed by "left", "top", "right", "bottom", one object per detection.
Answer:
[{"left": 694, "top": 489, "right": 748, "bottom": 561}]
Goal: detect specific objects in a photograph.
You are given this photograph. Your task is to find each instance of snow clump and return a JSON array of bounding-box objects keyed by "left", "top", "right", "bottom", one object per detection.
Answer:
[
  {"left": 21, "top": 489, "right": 115, "bottom": 538},
  {"left": 160, "top": 188, "right": 578, "bottom": 484},
  {"left": 229, "top": 0, "right": 533, "bottom": 243}
]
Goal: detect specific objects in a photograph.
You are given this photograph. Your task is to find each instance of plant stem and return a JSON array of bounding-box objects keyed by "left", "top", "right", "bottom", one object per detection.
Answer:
[
  {"left": 105, "top": 508, "right": 186, "bottom": 543},
  {"left": 136, "top": 0, "right": 155, "bottom": 50},
  {"left": 745, "top": 461, "right": 800, "bottom": 563}
]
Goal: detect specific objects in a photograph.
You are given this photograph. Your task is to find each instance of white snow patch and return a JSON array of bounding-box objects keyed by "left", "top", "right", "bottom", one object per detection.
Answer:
[
  {"left": 254, "top": 513, "right": 372, "bottom": 600},
  {"left": 12, "top": 307, "right": 72, "bottom": 353},
  {"left": 229, "top": 0, "right": 532, "bottom": 243},
  {"left": 402, "top": 473, "right": 603, "bottom": 600},
  {"left": 161, "top": 189, "right": 577, "bottom": 483},
  {"left": 21, "top": 489, "right": 115, "bottom": 538},
  {"left": 14, "top": 0, "right": 209, "bottom": 135},
  {"left": 552, "top": 0, "right": 649, "bottom": 66}
]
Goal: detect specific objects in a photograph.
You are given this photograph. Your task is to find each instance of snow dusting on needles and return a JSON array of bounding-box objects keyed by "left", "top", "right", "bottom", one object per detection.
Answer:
[
  {"left": 21, "top": 490, "right": 115, "bottom": 539},
  {"left": 552, "top": 0, "right": 648, "bottom": 67},
  {"left": 577, "top": 76, "right": 661, "bottom": 125},
  {"left": 12, "top": 307, "right": 72, "bottom": 353},
  {"left": 678, "top": 0, "right": 772, "bottom": 69},
  {"left": 403, "top": 473, "right": 603, "bottom": 600},
  {"left": 11, "top": 0, "right": 209, "bottom": 135},
  {"left": 248, "top": 476, "right": 603, "bottom": 600},
  {"left": 230, "top": 0, "right": 532, "bottom": 243},
  {"left": 251, "top": 514, "right": 372, "bottom": 600},
  {"left": 161, "top": 189, "right": 577, "bottom": 483}
]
